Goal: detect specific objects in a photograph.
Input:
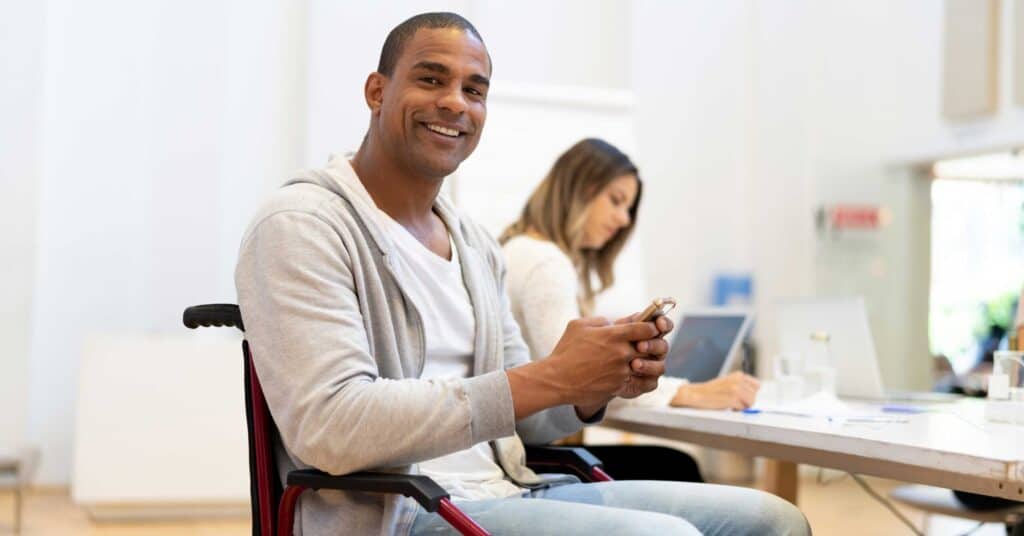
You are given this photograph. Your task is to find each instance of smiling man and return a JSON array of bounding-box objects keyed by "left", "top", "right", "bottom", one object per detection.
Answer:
[{"left": 235, "top": 12, "right": 809, "bottom": 536}]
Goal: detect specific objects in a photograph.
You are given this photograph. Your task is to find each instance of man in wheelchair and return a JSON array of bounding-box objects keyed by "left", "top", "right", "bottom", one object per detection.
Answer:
[{"left": 234, "top": 11, "right": 809, "bottom": 536}]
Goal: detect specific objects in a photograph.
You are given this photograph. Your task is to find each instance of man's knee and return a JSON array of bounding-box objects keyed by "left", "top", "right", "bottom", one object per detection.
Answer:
[
  {"left": 605, "top": 510, "right": 701, "bottom": 536},
  {"left": 748, "top": 492, "right": 811, "bottom": 535}
]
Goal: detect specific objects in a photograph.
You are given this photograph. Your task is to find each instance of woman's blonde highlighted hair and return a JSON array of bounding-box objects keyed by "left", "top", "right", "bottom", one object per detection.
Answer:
[{"left": 499, "top": 138, "right": 642, "bottom": 315}]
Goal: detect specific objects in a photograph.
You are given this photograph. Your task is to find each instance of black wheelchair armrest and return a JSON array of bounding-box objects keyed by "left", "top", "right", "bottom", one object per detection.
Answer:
[
  {"left": 183, "top": 304, "right": 245, "bottom": 332},
  {"left": 525, "top": 446, "right": 605, "bottom": 482},
  {"left": 286, "top": 469, "right": 450, "bottom": 512}
]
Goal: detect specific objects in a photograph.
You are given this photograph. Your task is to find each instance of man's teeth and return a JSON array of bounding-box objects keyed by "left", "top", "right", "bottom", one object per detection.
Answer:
[{"left": 426, "top": 124, "right": 460, "bottom": 137}]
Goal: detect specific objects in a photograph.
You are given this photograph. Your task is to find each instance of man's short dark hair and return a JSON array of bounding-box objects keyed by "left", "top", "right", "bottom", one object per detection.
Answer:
[{"left": 377, "top": 12, "right": 488, "bottom": 76}]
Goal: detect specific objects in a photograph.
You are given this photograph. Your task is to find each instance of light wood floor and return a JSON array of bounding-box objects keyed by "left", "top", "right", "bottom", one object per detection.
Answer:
[
  {"left": 795, "top": 472, "right": 1008, "bottom": 536},
  {"left": 0, "top": 474, "right": 1011, "bottom": 535},
  {"left": 0, "top": 489, "right": 249, "bottom": 536}
]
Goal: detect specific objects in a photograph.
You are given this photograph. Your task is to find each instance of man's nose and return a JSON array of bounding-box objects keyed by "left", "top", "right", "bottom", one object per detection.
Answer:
[{"left": 437, "top": 84, "right": 468, "bottom": 114}]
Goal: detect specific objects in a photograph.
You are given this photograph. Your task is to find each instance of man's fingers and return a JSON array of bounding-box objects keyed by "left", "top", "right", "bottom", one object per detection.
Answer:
[
  {"left": 642, "top": 338, "right": 669, "bottom": 356},
  {"left": 607, "top": 321, "right": 659, "bottom": 342},
  {"left": 576, "top": 316, "right": 612, "bottom": 328},
  {"left": 642, "top": 360, "right": 665, "bottom": 378},
  {"left": 627, "top": 376, "right": 659, "bottom": 396},
  {"left": 655, "top": 315, "right": 674, "bottom": 334},
  {"left": 630, "top": 357, "right": 665, "bottom": 377}
]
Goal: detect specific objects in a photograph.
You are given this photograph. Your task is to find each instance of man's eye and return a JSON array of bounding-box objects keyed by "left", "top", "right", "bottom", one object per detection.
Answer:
[
  {"left": 465, "top": 87, "right": 484, "bottom": 97},
  {"left": 421, "top": 77, "right": 442, "bottom": 85}
]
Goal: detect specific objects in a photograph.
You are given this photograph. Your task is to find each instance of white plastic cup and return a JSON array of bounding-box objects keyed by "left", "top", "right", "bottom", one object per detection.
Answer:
[
  {"left": 772, "top": 353, "right": 806, "bottom": 402},
  {"left": 994, "top": 351, "right": 1023, "bottom": 384},
  {"left": 804, "top": 365, "right": 837, "bottom": 397}
]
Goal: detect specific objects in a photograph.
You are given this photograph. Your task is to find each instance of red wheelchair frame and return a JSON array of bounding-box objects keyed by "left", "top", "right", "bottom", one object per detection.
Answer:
[{"left": 184, "top": 303, "right": 611, "bottom": 536}]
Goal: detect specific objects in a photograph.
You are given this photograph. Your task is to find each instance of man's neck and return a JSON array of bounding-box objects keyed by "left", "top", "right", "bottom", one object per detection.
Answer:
[{"left": 350, "top": 140, "right": 443, "bottom": 229}]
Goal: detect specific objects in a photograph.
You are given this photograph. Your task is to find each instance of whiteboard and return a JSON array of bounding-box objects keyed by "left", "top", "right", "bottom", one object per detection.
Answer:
[{"left": 449, "top": 83, "right": 647, "bottom": 317}]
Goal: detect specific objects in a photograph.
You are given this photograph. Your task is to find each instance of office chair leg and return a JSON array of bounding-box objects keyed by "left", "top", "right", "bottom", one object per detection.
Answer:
[
  {"left": 277, "top": 485, "right": 307, "bottom": 536},
  {"left": 437, "top": 498, "right": 490, "bottom": 536}
]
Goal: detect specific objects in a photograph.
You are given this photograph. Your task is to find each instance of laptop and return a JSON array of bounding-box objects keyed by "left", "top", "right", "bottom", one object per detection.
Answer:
[
  {"left": 775, "top": 297, "right": 885, "bottom": 399},
  {"left": 664, "top": 308, "right": 754, "bottom": 382},
  {"left": 775, "top": 297, "right": 961, "bottom": 402}
]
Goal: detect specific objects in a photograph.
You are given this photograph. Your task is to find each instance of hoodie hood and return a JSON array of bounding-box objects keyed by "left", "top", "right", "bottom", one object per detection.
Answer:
[{"left": 284, "top": 152, "right": 468, "bottom": 261}]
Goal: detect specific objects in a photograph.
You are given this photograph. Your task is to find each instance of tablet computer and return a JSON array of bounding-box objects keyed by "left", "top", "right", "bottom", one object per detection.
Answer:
[{"left": 663, "top": 308, "right": 754, "bottom": 382}]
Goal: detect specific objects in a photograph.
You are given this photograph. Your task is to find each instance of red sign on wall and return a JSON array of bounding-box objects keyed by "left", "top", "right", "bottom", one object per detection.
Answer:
[{"left": 829, "top": 205, "right": 881, "bottom": 230}]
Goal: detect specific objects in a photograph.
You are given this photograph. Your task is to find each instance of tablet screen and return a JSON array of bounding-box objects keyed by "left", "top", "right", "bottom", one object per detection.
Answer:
[{"left": 664, "top": 315, "right": 747, "bottom": 382}]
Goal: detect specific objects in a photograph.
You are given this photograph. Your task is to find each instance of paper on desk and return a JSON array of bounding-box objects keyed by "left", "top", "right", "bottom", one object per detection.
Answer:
[
  {"left": 757, "top": 391, "right": 849, "bottom": 415},
  {"left": 752, "top": 391, "right": 905, "bottom": 422}
]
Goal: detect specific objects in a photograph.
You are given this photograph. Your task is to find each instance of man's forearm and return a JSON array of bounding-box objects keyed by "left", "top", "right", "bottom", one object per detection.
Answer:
[{"left": 506, "top": 361, "right": 570, "bottom": 420}]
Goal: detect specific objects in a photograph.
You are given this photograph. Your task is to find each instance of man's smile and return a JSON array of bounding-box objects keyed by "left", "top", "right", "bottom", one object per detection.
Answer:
[{"left": 423, "top": 123, "right": 463, "bottom": 137}]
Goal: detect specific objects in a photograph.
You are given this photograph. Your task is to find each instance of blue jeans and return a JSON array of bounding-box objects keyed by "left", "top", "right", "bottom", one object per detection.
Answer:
[{"left": 409, "top": 480, "right": 810, "bottom": 535}]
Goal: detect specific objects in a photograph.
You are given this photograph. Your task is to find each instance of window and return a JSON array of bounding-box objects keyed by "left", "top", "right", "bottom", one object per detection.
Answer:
[{"left": 929, "top": 150, "right": 1024, "bottom": 372}]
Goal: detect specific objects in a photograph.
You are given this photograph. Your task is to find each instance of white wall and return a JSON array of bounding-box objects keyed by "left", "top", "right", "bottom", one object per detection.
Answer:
[
  {"left": 25, "top": 0, "right": 309, "bottom": 485},
  {"left": 799, "top": 1, "right": 942, "bottom": 390},
  {"left": 632, "top": 0, "right": 1024, "bottom": 389},
  {"left": 304, "top": 0, "right": 630, "bottom": 162},
  {"left": 471, "top": 0, "right": 631, "bottom": 90},
  {"left": 631, "top": 0, "right": 818, "bottom": 373},
  {"left": 0, "top": 1, "right": 46, "bottom": 453}
]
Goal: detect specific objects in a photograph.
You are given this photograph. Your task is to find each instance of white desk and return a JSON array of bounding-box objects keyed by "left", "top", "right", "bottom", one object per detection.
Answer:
[{"left": 602, "top": 399, "right": 1024, "bottom": 504}]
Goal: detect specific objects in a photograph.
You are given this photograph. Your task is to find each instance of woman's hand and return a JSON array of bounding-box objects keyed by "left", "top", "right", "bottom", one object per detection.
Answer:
[{"left": 670, "top": 371, "right": 760, "bottom": 410}]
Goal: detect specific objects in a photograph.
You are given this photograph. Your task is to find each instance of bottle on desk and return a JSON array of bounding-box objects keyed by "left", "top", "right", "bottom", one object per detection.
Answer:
[
  {"left": 985, "top": 340, "right": 1024, "bottom": 424},
  {"left": 772, "top": 352, "right": 806, "bottom": 403},
  {"left": 804, "top": 331, "right": 838, "bottom": 397}
]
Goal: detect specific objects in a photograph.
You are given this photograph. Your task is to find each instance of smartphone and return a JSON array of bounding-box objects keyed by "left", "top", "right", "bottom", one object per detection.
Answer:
[{"left": 638, "top": 297, "right": 677, "bottom": 322}]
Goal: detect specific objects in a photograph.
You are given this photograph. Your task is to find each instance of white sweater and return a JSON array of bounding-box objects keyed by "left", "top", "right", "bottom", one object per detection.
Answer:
[
  {"left": 502, "top": 235, "right": 685, "bottom": 407},
  {"left": 502, "top": 235, "right": 581, "bottom": 362}
]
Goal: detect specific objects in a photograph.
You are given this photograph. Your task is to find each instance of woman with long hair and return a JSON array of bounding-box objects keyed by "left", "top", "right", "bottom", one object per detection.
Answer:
[{"left": 500, "top": 138, "right": 760, "bottom": 480}]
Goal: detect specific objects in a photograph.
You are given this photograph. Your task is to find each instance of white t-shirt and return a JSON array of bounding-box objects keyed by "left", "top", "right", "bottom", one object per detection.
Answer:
[
  {"left": 376, "top": 209, "right": 525, "bottom": 502},
  {"left": 502, "top": 234, "right": 686, "bottom": 407}
]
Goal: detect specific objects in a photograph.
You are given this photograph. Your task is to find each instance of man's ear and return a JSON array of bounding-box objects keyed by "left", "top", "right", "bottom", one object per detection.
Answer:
[{"left": 364, "top": 72, "right": 386, "bottom": 116}]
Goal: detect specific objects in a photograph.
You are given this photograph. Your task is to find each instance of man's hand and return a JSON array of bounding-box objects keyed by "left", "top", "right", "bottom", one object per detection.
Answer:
[
  {"left": 669, "top": 371, "right": 760, "bottom": 410},
  {"left": 550, "top": 316, "right": 661, "bottom": 406},
  {"left": 507, "top": 314, "right": 669, "bottom": 420},
  {"left": 506, "top": 310, "right": 675, "bottom": 420},
  {"left": 612, "top": 313, "right": 674, "bottom": 399}
]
